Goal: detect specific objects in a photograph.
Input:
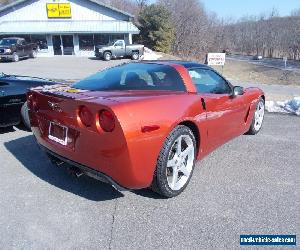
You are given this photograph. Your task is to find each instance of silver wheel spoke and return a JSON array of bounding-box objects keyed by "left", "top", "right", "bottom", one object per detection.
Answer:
[
  {"left": 179, "top": 165, "right": 190, "bottom": 177},
  {"left": 167, "top": 158, "right": 176, "bottom": 168},
  {"left": 181, "top": 145, "right": 193, "bottom": 159},
  {"left": 171, "top": 169, "right": 179, "bottom": 189},
  {"left": 176, "top": 136, "right": 182, "bottom": 155}
]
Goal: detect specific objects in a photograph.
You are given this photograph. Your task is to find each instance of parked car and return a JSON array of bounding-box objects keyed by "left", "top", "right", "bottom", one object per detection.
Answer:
[
  {"left": 95, "top": 39, "right": 144, "bottom": 61},
  {"left": 253, "top": 55, "right": 263, "bottom": 60},
  {"left": 0, "top": 73, "right": 55, "bottom": 129},
  {"left": 0, "top": 37, "right": 38, "bottom": 62},
  {"left": 28, "top": 61, "right": 265, "bottom": 198}
]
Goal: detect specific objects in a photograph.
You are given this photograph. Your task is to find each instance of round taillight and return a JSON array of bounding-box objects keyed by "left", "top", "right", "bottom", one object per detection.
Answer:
[
  {"left": 99, "top": 110, "right": 115, "bottom": 132},
  {"left": 78, "top": 106, "right": 93, "bottom": 127}
]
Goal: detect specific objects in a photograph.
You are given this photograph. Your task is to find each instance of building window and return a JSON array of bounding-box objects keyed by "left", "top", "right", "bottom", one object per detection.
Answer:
[
  {"left": 94, "top": 34, "right": 110, "bottom": 46},
  {"left": 79, "top": 35, "right": 94, "bottom": 51},
  {"left": 110, "top": 34, "right": 125, "bottom": 41},
  {"left": 31, "top": 35, "right": 48, "bottom": 50}
]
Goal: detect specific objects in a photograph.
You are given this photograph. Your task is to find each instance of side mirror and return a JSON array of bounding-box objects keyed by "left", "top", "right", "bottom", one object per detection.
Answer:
[{"left": 232, "top": 86, "right": 244, "bottom": 97}]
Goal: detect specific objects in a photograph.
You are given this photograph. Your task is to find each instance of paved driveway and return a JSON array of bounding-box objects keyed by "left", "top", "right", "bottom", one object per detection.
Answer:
[
  {"left": 0, "top": 113, "right": 299, "bottom": 250},
  {"left": 0, "top": 57, "right": 129, "bottom": 81}
]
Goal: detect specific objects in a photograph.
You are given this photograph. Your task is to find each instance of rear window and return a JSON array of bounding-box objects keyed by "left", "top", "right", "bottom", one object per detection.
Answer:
[{"left": 72, "top": 63, "right": 186, "bottom": 92}]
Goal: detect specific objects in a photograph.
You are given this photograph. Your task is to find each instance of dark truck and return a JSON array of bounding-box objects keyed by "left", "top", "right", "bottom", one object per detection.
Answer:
[
  {"left": 95, "top": 39, "right": 144, "bottom": 61},
  {"left": 0, "top": 37, "right": 38, "bottom": 62}
]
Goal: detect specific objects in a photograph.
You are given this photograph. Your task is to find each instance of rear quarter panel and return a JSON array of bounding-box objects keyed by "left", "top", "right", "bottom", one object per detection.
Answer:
[{"left": 109, "top": 93, "right": 207, "bottom": 187}]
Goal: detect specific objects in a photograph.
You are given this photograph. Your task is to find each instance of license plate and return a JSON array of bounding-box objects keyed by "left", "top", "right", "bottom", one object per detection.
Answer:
[{"left": 48, "top": 122, "right": 68, "bottom": 146}]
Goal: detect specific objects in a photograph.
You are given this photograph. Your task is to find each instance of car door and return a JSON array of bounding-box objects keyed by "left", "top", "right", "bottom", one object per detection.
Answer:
[
  {"left": 16, "top": 39, "right": 25, "bottom": 57},
  {"left": 188, "top": 68, "right": 248, "bottom": 151},
  {"left": 113, "top": 40, "right": 125, "bottom": 57}
]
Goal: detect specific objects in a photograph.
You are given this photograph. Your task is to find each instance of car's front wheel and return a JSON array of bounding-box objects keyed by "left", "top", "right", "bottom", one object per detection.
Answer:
[
  {"left": 246, "top": 97, "right": 265, "bottom": 135},
  {"left": 151, "top": 125, "right": 196, "bottom": 198},
  {"left": 103, "top": 52, "right": 112, "bottom": 61}
]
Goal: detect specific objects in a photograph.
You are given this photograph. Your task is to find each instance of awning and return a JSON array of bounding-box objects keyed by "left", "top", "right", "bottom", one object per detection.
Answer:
[{"left": 0, "top": 20, "right": 139, "bottom": 34}]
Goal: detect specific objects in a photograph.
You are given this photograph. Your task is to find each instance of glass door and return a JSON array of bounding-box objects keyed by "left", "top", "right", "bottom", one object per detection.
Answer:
[
  {"left": 52, "top": 35, "right": 62, "bottom": 55},
  {"left": 61, "top": 35, "right": 74, "bottom": 55}
]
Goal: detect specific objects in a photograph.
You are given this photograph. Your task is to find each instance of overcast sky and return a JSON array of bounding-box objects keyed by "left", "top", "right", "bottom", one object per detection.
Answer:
[{"left": 201, "top": 0, "right": 300, "bottom": 19}]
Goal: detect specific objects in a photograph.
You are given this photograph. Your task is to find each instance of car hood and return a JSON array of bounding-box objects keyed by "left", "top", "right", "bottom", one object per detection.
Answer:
[{"left": 0, "top": 46, "right": 11, "bottom": 49}]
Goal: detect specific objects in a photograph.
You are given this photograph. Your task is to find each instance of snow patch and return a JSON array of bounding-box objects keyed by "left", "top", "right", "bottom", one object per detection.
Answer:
[
  {"left": 142, "top": 47, "right": 162, "bottom": 60},
  {"left": 266, "top": 97, "right": 300, "bottom": 116}
]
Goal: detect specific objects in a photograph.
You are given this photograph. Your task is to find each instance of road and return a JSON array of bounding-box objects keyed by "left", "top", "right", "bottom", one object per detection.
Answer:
[
  {"left": 0, "top": 113, "right": 299, "bottom": 250},
  {"left": 228, "top": 55, "right": 300, "bottom": 73}
]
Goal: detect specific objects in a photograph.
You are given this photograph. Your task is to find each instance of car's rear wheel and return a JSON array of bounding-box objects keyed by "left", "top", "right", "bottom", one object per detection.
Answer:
[
  {"left": 12, "top": 53, "right": 19, "bottom": 62},
  {"left": 246, "top": 97, "right": 265, "bottom": 135},
  {"left": 131, "top": 52, "right": 139, "bottom": 60},
  {"left": 103, "top": 52, "right": 112, "bottom": 61},
  {"left": 21, "top": 102, "right": 31, "bottom": 131},
  {"left": 151, "top": 125, "right": 196, "bottom": 198}
]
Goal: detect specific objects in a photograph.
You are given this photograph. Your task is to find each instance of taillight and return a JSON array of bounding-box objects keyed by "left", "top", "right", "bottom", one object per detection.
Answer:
[
  {"left": 99, "top": 110, "right": 115, "bottom": 132},
  {"left": 78, "top": 106, "right": 93, "bottom": 127}
]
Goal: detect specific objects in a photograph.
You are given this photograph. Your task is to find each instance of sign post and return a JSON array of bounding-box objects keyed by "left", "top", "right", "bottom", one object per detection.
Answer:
[{"left": 283, "top": 57, "right": 288, "bottom": 69}]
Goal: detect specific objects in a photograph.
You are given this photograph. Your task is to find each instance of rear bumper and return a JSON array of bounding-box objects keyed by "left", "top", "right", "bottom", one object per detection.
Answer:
[{"left": 41, "top": 145, "right": 128, "bottom": 191}]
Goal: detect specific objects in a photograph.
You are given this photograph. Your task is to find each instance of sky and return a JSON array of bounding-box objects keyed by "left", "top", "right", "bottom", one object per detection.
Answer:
[{"left": 201, "top": 0, "right": 300, "bottom": 19}]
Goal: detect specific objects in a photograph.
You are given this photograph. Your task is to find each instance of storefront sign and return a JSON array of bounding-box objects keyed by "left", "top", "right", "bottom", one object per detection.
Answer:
[{"left": 47, "top": 3, "right": 72, "bottom": 18}]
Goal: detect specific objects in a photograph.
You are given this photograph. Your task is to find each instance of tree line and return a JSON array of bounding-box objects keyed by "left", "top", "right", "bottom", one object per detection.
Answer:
[{"left": 1, "top": 0, "right": 299, "bottom": 60}]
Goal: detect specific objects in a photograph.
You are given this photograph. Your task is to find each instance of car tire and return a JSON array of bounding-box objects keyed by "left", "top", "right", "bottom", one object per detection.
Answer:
[
  {"left": 30, "top": 50, "right": 37, "bottom": 58},
  {"left": 246, "top": 97, "right": 265, "bottom": 135},
  {"left": 131, "top": 52, "right": 139, "bottom": 60},
  {"left": 12, "top": 53, "right": 19, "bottom": 62},
  {"left": 21, "top": 102, "right": 31, "bottom": 131},
  {"left": 103, "top": 52, "right": 112, "bottom": 61},
  {"left": 151, "top": 125, "right": 196, "bottom": 198}
]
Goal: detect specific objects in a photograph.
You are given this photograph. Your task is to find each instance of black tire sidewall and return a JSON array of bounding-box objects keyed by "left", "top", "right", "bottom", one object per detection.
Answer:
[
  {"left": 132, "top": 53, "right": 139, "bottom": 60},
  {"left": 104, "top": 52, "right": 111, "bottom": 61},
  {"left": 247, "top": 97, "right": 265, "bottom": 135},
  {"left": 153, "top": 125, "right": 196, "bottom": 198},
  {"left": 21, "top": 102, "right": 31, "bottom": 131}
]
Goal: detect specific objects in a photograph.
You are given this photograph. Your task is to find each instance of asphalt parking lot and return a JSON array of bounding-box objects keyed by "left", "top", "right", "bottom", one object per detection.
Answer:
[
  {"left": 0, "top": 113, "right": 299, "bottom": 250},
  {"left": 0, "top": 57, "right": 129, "bottom": 81}
]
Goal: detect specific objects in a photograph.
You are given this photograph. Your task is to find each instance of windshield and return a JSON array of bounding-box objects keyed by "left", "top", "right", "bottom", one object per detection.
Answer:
[
  {"left": 72, "top": 63, "right": 186, "bottom": 92},
  {"left": 107, "top": 40, "right": 118, "bottom": 46},
  {"left": 0, "top": 39, "right": 18, "bottom": 46}
]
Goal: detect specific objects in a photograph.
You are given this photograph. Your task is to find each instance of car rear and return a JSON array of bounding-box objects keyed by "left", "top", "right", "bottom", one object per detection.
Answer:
[{"left": 28, "top": 62, "right": 192, "bottom": 189}]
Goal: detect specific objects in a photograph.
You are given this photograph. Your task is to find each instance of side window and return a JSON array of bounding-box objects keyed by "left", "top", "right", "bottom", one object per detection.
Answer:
[
  {"left": 188, "top": 68, "right": 232, "bottom": 94},
  {"left": 114, "top": 41, "right": 124, "bottom": 47}
]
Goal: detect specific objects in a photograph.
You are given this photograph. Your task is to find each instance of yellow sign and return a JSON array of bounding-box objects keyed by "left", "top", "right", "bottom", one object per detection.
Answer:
[{"left": 47, "top": 3, "right": 71, "bottom": 18}]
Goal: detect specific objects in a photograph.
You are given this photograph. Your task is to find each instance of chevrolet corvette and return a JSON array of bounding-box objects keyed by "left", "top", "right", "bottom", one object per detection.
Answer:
[{"left": 28, "top": 61, "right": 265, "bottom": 197}]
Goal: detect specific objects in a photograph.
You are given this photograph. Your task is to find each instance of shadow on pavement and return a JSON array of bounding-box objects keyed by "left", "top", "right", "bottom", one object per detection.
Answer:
[
  {"left": 0, "top": 126, "right": 16, "bottom": 134},
  {"left": 4, "top": 135, "right": 124, "bottom": 201}
]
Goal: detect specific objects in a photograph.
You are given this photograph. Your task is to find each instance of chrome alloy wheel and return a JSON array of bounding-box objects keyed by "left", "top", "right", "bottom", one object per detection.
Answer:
[
  {"left": 166, "top": 135, "right": 195, "bottom": 191},
  {"left": 254, "top": 100, "right": 265, "bottom": 131}
]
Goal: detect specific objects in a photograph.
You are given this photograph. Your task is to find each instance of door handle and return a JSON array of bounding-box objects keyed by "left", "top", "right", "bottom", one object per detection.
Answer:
[{"left": 201, "top": 98, "right": 206, "bottom": 110}]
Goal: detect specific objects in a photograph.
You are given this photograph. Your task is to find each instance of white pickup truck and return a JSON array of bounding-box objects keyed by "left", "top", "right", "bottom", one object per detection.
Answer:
[{"left": 95, "top": 40, "right": 144, "bottom": 61}]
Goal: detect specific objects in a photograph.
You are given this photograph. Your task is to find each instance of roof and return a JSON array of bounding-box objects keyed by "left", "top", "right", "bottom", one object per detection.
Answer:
[
  {"left": 0, "top": 20, "right": 139, "bottom": 34},
  {"left": 0, "top": 0, "right": 134, "bottom": 18}
]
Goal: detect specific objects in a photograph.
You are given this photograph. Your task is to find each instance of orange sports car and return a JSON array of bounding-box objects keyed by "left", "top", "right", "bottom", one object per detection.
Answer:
[{"left": 27, "top": 61, "right": 265, "bottom": 198}]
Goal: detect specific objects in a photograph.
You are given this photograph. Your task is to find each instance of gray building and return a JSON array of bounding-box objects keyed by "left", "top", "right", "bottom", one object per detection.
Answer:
[{"left": 0, "top": 0, "right": 139, "bottom": 56}]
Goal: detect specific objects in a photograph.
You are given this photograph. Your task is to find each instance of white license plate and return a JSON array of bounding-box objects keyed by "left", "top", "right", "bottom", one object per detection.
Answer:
[{"left": 48, "top": 122, "right": 68, "bottom": 146}]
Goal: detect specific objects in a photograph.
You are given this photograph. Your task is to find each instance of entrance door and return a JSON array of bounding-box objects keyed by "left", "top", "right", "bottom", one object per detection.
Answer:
[
  {"left": 61, "top": 35, "right": 74, "bottom": 55},
  {"left": 52, "top": 35, "right": 62, "bottom": 55}
]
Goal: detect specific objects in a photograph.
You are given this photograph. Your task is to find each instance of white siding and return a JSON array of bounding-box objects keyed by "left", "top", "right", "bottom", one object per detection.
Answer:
[{"left": 0, "top": 0, "right": 128, "bottom": 22}]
